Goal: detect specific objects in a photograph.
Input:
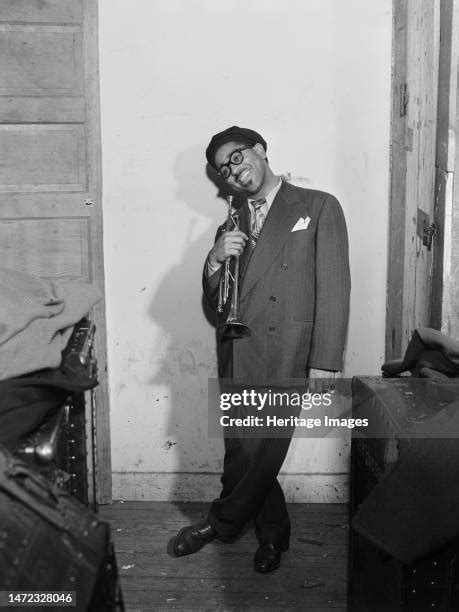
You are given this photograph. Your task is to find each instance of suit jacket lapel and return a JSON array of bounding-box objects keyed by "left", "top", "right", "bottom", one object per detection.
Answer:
[{"left": 240, "top": 181, "right": 301, "bottom": 300}]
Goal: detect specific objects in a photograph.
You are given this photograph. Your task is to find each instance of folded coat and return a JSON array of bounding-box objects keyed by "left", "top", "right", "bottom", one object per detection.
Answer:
[{"left": 0, "top": 267, "right": 101, "bottom": 381}]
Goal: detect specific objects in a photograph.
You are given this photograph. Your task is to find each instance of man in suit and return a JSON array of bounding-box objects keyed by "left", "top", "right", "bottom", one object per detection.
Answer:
[{"left": 170, "top": 126, "right": 350, "bottom": 572}]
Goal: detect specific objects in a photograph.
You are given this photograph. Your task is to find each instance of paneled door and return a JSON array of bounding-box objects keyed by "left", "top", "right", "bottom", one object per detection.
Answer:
[{"left": 0, "top": 0, "right": 111, "bottom": 502}]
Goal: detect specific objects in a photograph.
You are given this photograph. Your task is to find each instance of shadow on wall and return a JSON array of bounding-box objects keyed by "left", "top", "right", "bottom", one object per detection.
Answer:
[
  {"left": 147, "top": 144, "right": 239, "bottom": 515},
  {"left": 148, "top": 147, "right": 259, "bottom": 600}
]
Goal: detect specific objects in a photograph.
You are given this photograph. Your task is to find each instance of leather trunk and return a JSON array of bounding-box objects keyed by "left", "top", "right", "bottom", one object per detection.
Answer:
[{"left": 349, "top": 376, "right": 459, "bottom": 611}]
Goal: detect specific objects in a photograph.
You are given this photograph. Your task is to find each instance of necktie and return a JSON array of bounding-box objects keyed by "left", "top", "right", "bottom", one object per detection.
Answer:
[{"left": 251, "top": 198, "right": 266, "bottom": 249}]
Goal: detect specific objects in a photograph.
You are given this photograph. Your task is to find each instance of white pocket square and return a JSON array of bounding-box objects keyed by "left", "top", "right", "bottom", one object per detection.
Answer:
[{"left": 291, "top": 216, "right": 311, "bottom": 232}]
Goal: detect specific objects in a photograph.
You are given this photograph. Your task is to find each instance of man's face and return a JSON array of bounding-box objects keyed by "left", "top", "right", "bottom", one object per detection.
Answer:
[{"left": 214, "top": 141, "right": 268, "bottom": 197}]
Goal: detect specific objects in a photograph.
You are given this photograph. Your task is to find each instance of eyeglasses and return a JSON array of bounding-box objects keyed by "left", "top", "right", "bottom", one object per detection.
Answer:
[{"left": 217, "top": 146, "right": 252, "bottom": 179}]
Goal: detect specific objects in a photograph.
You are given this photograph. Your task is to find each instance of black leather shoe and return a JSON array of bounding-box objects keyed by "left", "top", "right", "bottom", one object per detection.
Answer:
[
  {"left": 254, "top": 543, "right": 288, "bottom": 573},
  {"left": 170, "top": 520, "right": 216, "bottom": 557}
]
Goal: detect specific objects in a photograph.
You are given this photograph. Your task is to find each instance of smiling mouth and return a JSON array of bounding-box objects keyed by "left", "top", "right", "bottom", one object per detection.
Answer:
[{"left": 237, "top": 168, "right": 251, "bottom": 184}]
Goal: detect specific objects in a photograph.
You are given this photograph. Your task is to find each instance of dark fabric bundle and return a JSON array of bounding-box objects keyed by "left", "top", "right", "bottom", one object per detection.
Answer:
[
  {"left": 382, "top": 327, "right": 459, "bottom": 379},
  {"left": 0, "top": 383, "right": 67, "bottom": 450},
  {"left": 0, "top": 367, "right": 97, "bottom": 449}
]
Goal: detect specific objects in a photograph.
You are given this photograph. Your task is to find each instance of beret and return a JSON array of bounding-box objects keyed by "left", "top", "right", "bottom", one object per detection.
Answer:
[{"left": 205, "top": 125, "right": 267, "bottom": 168}]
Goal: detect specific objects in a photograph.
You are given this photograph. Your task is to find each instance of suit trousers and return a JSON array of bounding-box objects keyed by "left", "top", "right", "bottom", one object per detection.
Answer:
[{"left": 207, "top": 432, "right": 294, "bottom": 547}]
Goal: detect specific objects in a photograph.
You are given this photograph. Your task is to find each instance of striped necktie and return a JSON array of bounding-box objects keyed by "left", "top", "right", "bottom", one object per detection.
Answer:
[{"left": 251, "top": 198, "right": 266, "bottom": 248}]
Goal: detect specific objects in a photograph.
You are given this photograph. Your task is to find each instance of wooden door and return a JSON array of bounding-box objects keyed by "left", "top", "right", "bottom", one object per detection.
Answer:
[
  {"left": 386, "top": 0, "right": 441, "bottom": 360},
  {"left": 0, "top": 0, "right": 111, "bottom": 502}
]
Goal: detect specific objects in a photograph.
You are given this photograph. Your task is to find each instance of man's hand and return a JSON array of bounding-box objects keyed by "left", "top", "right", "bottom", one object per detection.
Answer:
[
  {"left": 208, "top": 230, "right": 248, "bottom": 268},
  {"left": 308, "top": 368, "right": 336, "bottom": 394}
]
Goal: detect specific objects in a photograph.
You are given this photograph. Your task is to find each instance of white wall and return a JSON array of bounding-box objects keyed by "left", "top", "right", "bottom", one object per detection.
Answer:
[{"left": 98, "top": 0, "right": 392, "bottom": 502}]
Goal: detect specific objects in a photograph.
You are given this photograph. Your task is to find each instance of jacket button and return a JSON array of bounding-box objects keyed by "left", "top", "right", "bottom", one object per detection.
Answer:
[
  {"left": 281, "top": 263, "right": 288, "bottom": 270},
  {"left": 269, "top": 296, "right": 276, "bottom": 302}
]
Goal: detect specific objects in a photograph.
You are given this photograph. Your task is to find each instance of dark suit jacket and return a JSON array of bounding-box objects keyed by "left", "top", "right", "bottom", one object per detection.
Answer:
[{"left": 203, "top": 181, "right": 350, "bottom": 384}]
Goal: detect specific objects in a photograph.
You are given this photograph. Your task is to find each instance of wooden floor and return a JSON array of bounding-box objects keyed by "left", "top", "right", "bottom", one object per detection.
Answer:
[{"left": 99, "top": 501, "right": 349, "bottom": 611}]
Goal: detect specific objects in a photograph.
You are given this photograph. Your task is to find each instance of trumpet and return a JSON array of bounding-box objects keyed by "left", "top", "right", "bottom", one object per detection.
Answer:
[{"left": 217, "top": 195, "right": 251, "bottom": 339}]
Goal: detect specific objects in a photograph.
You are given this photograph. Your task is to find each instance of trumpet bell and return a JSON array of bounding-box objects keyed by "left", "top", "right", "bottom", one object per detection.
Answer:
[{"left": 219, "top": 321, "right": 251, "bottom": 339}]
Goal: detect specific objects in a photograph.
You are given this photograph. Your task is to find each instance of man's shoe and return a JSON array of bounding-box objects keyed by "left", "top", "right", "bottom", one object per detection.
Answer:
[
  {"left": 170, "top": 519, "right": 216, "bottom": 557},
  {"left": 254, "top": 543, "right": 288, "bottom": 573}
]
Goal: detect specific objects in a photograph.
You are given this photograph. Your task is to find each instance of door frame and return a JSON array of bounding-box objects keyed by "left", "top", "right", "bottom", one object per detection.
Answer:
[
  {"left": 83, "top": 0, "right": 112, "bottom": 503},
  {"left": 385, "top": 0, "right": 456, "bottom": 360},
  {"left": 430, "top": 0, "right": 458, "bottom": 337}
]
